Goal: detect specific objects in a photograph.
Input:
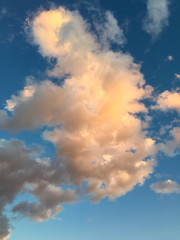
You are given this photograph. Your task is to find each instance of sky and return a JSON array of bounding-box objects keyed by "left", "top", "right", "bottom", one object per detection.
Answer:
[{"left": 0, "top": 0, "right": 180, "bottom": 239}]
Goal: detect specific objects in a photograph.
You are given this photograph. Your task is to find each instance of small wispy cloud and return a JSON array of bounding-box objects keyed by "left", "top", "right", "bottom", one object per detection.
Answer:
[
  {"left": 143, "top": 0, "right": 170, "bottom": 39},
  {"left": 150, "top": 180, "right": 180, "bottom": 194},
  {"left": 0, "top": 7, "right": 7, "bottom": 18}
]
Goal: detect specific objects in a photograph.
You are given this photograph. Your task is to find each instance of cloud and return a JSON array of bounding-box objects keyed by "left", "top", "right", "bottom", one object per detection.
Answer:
[
  {"left": 12, "top": 201, "right": 63, "bottom": 222},
  {"left": 0, "top": 215, "right": 10, "bottom": 240},
  {"left": 154, "top": 90, "right": 180, "bottom": 112},
  {"left": 153, "top": 91, "right": 180, "bottom": 156},
  {"left": 150, "top": 179, "right": 180, "bottom": 194},
  {"left": 0, "top": 6, "right": 157, "bottom": 236},
  {"left": 0, "top": 138, "right": 76, "bottom": 238},
  {"left": 12, "top": 184, "right": 76, "bottom": 221},
  {"left": 175, "top": 73, "right": 180, "bottom": 79},
  {"left": 0, "top": 8, "right": 156, "bottom": 200},
  {"left": 0, "top": 8, "right": 7, "bottom": 19},
  {"left": 167, "top": 55, "right": 173, "bottom": 61},
  {"left": 143, "top": 0, "right": 170, "bottom": 38},
  {"left": 93, "top": 11, "right": 125, "bottom": 48},
  {"left": 158, "top": 127, "right": 180, "bottom": 157}
]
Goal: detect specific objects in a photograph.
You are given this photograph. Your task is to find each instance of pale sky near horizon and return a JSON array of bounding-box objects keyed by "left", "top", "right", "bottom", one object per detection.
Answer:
[{"left": 0, "top": 0, "right": 180, "bottom": 239}]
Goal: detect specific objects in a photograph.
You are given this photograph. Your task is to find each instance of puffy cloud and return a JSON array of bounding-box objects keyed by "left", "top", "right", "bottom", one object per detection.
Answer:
[
  {"left": 0, "top": 81, "right": 67, "bottom": 130},
  {"left": 150, "top": 179, "right": 180, "bottom": 194},
  {"left": 154, "top": 90, "right": 180, "bottom": 112},
  {"left": 0, "top": 6, "right": 157, "bottom": 235},
  {"left": 154, "top": 90, "right": 180, "bottom": 155},
  {"left": 0, "top": 139, "right": 44, "bottom": 211},
  {"left": 29, "top": 7, "right": 97, "bottom": 61},
  {"left": 44, "top": 128, "right": 156, "bottom": 201},
  {"left": 12, "top": 184, "right": 76, "bottom": 221},
  {"left": 0, "top": 138, "right": 76, "bottom": 237},
  {"left": 0, "top": 8, "right": 156, "bottom": 200},
  {"left": 143, "top": 0, "right": 170, "bottom": 38}
]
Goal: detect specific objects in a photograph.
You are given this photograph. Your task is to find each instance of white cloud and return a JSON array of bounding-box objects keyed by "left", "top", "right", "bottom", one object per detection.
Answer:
[
  {"left": 150, "top": 179, "right": 180, "bottom": 194},
  {"left": 153, "top": 92, "right": 180, "bottom": 156},
  {"left": 167, "top": 55, "right": 173, "bottom": 61},
  {"left": 143, "top": 0, "right": 170, "bottom": 38},
  {"left": 175, "top": 73, "right": 180, "bottom": 79},
  {"left": 154, "top": 90, "right": 180, "bottom": 112},
  {"left": 93, "top": 11, "right": 125, "bottom": 48}
]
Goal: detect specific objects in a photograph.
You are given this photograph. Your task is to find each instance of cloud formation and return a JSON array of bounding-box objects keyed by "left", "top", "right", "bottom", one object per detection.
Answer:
[
  {"left": 153, "top": 90, "right": 180, "bottom": 156},
  {"left": 0, "top": 7, "right": 7, "bottom": 19},
  {"left": 0, "top": 138, "right": 76, "bottom": 239},
  {"left": 150, "top": 179, "right": 180, "bottom": 194},
  {"left": 0, "top": 215, "right": 10, "bottom": 240},
  {"left": 155, "top": 90, "right": 180, "bottom": 112},
  {"left": 143, "top": 0, "right": 170, "bottom": 38},
  {"left": 0, "top": 7, "right": 159, "bottom": 239},
  {"left": 175, "top": 73, "right": 180, "bottom": 79},
  {"left": 167, "top": 55, "right": 173, "bottom": 61}
]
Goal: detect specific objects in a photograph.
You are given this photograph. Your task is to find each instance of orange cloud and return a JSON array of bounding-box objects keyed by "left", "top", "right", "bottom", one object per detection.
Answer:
[{"left": 0, "top": 7, "right": 156, "bottom": 235}]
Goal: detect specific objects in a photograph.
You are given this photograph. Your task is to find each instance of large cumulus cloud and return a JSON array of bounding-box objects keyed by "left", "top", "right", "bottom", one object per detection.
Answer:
[{"left": 0, "top": 7, "right": 158, "bottom": 239}]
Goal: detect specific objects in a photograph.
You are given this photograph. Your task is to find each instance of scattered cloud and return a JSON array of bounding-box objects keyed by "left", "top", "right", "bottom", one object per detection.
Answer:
[
  {"left": 154, "top": 90, "right": 180, "bottom": 112},
  {"left": 175, "top": 73, "right": 180, "bottom": 79},
  {"left": 143, "top": 0, "right": 170, "bottom": 39},
  {"left": 150, "top": 179, "right": 180, "bottom": 194},
  {"left": 167, "top": 55, "right": 173, "bottom": 61},
  {"left": 0, "top": 7, "right": 7, "bottom": 19},
  {"left": 93, "top": 11, "right": 125, "bottom": 48},
  {"left": 153, "top": 91, "right": 180, "bottom": 156}
]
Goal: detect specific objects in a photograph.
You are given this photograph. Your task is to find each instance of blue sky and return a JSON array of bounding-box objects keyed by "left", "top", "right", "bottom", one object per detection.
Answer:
[{"left": 0, "top": 0, "right": 180, "bottom": 239}]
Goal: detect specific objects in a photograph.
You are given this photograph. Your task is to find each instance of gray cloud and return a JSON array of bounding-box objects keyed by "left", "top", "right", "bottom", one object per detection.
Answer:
[
  {"left": 93, "top": 11, "right": 125, "bottom": 48},
  {"left": 143, "top": 0, "right": 170, "bottom": 38},
  {"left": 0, "top": 138, "right": 76, "bottom": 239},
  {"left": 12, "top": 201, "right": 62, "bottom": 222},
  {"left": 0, "top": 8, "right": 7, "bottom": 19},
  {"left": 150, "top": 179, "right": 180, "bottom": 194},
  {"left": 0, "top": 215, "right": 10, "bottom": 240}
]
